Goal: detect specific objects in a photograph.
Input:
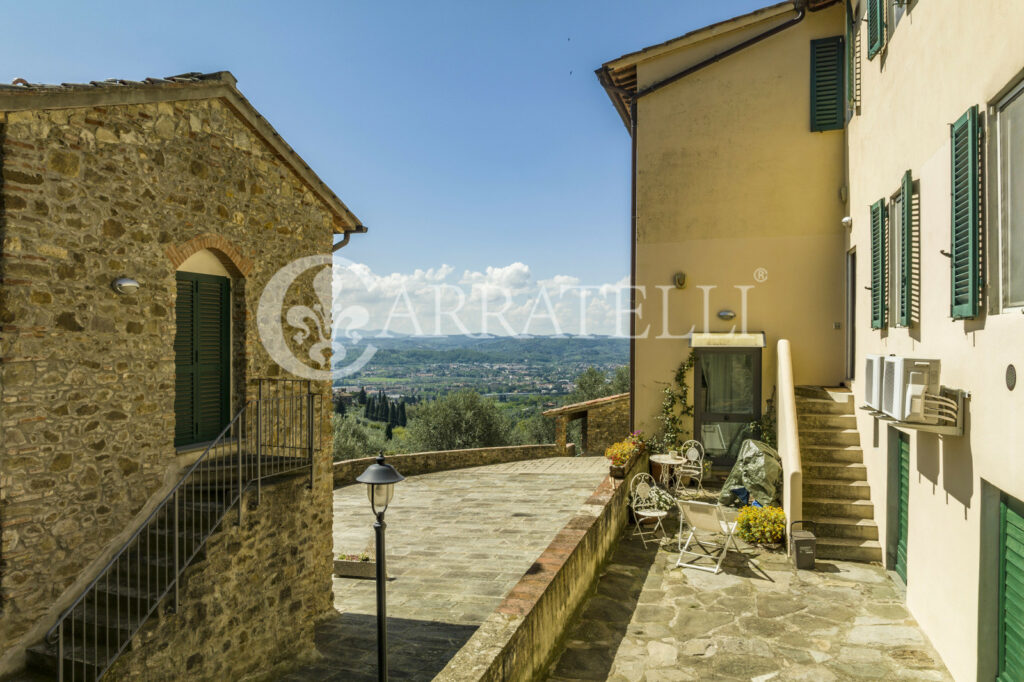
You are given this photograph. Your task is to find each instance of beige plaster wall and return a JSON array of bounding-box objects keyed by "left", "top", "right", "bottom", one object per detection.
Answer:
[
  {"left": 632, "top": 5, "right": 847, "bottom": 435},
  {"left": 846, "top": 2, "right": 1024, "bottom": 679}
]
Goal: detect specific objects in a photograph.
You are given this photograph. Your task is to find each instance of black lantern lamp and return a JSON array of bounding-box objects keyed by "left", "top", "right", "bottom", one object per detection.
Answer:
[{"left": 356, "top": 454, "right": 404, "bottom": 681}]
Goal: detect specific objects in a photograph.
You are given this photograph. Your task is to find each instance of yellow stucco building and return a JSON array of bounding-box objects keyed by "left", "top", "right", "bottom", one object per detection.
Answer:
[{"left": 598, "top": 1, "right": 1024, "bottom": 679}]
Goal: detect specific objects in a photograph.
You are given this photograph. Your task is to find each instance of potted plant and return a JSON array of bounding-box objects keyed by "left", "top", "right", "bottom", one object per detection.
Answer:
[
  {"left": 735, "top": 505, "right": 787, "bottom": 549},
  {"left": 334, "top": 551, "right": 377, "bottom": 579},
  {"left": 605, "top": 431, "right": 646, "bottom": 478}
]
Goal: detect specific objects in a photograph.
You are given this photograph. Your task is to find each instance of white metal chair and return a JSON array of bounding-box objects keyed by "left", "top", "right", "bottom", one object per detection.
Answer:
[
  {"left": 629, "top": 473, "right": 670, "bottom": 548},
  {"left": 675, "top": 500, "right": 743, "bottom": 574},
  {"left": 672, "top": 439, "right": 705, "bottom": 497}
]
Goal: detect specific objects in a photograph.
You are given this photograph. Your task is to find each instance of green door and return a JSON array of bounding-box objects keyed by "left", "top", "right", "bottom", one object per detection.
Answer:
[
  {"left": 174, "top": 272, "right": 230, "bottom": 446},
  {"left": 895, "top": 432, "right": 910, "bottom": 583},
  {"left": 999, "top": 496, "right": 1024, "bottom": 681}
]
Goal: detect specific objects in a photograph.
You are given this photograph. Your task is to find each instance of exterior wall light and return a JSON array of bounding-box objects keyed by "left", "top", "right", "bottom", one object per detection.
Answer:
[
  {"left": 111, "top": 277, "right": 141, "bottom": 295},
  {"left": 841, "top": 216, "right": 853, "bottom": 228},
  {"left": 718, "top": 310, "right": 736, "bottom": 320},
  {"left": 357, "top": 453, "right": 405, "bottom": 681},
  {"left": 673, "top": 272, "right": 687, "bottom": 289}
]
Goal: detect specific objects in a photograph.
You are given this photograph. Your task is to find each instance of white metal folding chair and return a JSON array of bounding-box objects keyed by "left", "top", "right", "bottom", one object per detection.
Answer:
[
  {"left": 629, "top": 473, "right": 670, "bottom": 548},
  {"left": 672, "top": 439, "right": 705, "bottom": 497},
  {"left": 675, "top": 500, "right": 743, "bottom": 574}
]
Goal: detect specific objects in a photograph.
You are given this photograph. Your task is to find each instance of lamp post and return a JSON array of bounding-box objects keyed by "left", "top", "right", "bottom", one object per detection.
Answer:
[{"left": 356, "top": 453, "right": 404, "bottom": 682}]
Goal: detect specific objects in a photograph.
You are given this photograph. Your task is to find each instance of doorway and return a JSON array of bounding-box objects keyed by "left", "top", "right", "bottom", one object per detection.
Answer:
[
  {"left": 846, "top": 249, "right": 856, "bottom": 380},
  {"left": 693, "top": 348, "right": 762, "bottom": 468}
]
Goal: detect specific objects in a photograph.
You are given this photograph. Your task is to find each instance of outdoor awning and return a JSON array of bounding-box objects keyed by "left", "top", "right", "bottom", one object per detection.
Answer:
[{"left": 689, "top": 332, "right": 766, "bottom": 348}]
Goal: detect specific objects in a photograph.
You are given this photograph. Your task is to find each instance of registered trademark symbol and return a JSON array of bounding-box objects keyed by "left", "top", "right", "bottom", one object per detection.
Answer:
[{"left": 753, "top": 267, "right": 768, "bottom": 283}]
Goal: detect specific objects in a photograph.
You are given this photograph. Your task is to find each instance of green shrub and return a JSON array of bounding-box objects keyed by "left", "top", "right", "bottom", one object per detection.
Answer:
[{"left": 735, "top": 505, "right": 786, "bottom": 545}]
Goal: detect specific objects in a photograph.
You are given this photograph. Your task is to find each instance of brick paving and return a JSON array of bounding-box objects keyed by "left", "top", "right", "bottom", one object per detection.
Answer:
[
  {"left": 282, "top": 456, "right": 609, "bottom": 681},
  {"left": 545, "top": 514, "right": 953, "bottom": 682}
]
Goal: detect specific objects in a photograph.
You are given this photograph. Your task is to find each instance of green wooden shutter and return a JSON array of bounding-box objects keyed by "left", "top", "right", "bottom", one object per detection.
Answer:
[
  {"left": 895, "top": 432, "right": 910, "bottom": 583},
  {"left": 950, "top": 105, "right": 981, "bottom": 319},
  {"left": 845, "top": 0, "right": 856, "bottom": 105},
  {"left": 867, "top": 0, "right": 885, "bottom": 59},
  {"left": 174, "top": 272, "right": 230, "bottom": 446},
  {"left": 811, "top": 36, "right": 845, "bottom": 132},
  {"left": 999, "top": 497, "right": 1024, "bottom": 681},
  {"left": 871, "top": 199, "right": 888, "bottom": 329},
  {"left": 899, "top": 170, "right": 913, "bottom": 327},
  {"left": 174, "top": 279, "right": 196, "bottom": 446}
]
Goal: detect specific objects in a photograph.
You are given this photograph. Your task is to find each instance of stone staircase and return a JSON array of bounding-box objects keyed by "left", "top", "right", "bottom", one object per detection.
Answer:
[{"left": 795, "top": 386, "right": 882, "bottom": 563}]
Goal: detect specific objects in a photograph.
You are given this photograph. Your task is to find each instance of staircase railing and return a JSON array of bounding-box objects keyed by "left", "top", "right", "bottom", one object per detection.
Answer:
[
  {"left": 43, "top": 382, "right": 325, "bottom": 681},
  {"left": 776, "top": 339, "right": 802, "bottom": 553}
]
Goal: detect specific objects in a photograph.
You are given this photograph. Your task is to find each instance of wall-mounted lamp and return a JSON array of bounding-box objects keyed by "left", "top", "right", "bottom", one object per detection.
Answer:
[
  {"left": 673, "top": 272, "right": 687, "bottom": 289},
  {"left": 112, "top": 277, "right": 140, "bottom": 295},
  {"left": 841, "top": 216, "right": 853, "bottom": 228},
  {"left": 717, "top": 310, "right": 736, "bottom": 321}
]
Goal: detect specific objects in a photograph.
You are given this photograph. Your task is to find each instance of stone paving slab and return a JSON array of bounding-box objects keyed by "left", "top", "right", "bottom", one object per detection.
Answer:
[
  {"left": 283, "top": 456, "right": 609, "bottom": 680},
  {"left": 545, "top": 515, "right": 953, "bottom": 682}
]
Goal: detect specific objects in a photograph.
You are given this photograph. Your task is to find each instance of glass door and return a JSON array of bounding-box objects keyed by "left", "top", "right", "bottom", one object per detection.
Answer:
[{"left": 694, "top": 348, "right": 762, "bottom": 466}]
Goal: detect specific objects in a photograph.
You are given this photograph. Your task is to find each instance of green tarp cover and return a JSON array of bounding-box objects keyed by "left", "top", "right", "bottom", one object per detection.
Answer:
[{"left": 718, "top": 439, "right": 783, "bottom": 507}]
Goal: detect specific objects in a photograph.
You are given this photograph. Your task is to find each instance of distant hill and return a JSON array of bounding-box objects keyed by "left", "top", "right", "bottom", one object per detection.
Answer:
[{"left": 347, "top": 334, "right": 629, "bottom": 366}]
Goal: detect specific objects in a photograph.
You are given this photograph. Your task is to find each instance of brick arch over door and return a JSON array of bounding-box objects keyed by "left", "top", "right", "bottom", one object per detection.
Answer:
[{"left": 165, "top": 233, "right": 254, "bottom": 278}]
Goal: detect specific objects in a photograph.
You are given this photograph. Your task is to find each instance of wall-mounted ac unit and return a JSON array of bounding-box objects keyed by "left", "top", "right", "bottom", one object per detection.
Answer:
[
  {"left": 881, "top": 357, "right": 942, "bottom": 423},
  {"left": 865, "top": 355, "right": 883, "bottom": 410}
]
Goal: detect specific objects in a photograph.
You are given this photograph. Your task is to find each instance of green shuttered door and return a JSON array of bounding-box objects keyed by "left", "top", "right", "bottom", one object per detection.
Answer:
[
  {"left": 950, "top": 106, "right": 981, "bottom": 319},
  {"left": 871, "top": 199, "right": 887, "bottom": 329},
  {"left": 1000, "top": 497, "right": 1024, "bottom": 681},
  {"left": 895, "top": 433, "right": 909, "bottom": 583},
  {"left": 810, "top": 36, "right": 844, "bottom": 132},
  {"left": 174, "top": 272, "right": 230, "bottom": 446}
]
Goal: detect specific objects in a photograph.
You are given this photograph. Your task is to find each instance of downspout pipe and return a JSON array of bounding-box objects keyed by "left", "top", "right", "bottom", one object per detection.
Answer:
[
  {"left": 596, "top": 3, "right": 807, "bottom": 432},
  {"left": 332, "top": 226, "right": 367, "bottom": 252}
]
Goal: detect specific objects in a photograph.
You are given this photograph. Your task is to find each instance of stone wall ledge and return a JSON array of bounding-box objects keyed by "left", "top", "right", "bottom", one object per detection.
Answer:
[
  {"left": 438, "top": 451, "right": 649, "bottom": 681},
  {"left": 332, "top": 444, "right": 566, "bottom": 488}
]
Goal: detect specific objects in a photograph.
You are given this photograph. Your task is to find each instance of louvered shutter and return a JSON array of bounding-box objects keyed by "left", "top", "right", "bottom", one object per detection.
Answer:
[
  {"left": 811, "top": 36, "right": 844, "bottom": 131},
  {"left": 999, "top": 497, "right": 1024, "bottom": 681},
  {"left": 845, "top": 0, "right": 856, "bottom": 104},
  {"left": 871, "top": 199, "right": 887, "bottom": 329},
  {"left": 899, "top": 171, "right": 913, "bottom": 326},
  {"left": 174, "top": 272, "right": 230, "bottom": 446},
  {"left": 174, "top": 279, "right": 196, "bottom": 446},
  {"left": 867, "top": 0, "right": 885, "bottom": 59},
  {"left": 950, "top": 105, "right": 981, "bottom": 319}
]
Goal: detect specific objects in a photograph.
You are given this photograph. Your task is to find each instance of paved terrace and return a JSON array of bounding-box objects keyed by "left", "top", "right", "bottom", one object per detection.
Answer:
[
  {"left": 546, "top": 516, "right": 953, "bottom": 682},
  {"left": 284, "top": 456, "right": 609, "bottom": 681}
]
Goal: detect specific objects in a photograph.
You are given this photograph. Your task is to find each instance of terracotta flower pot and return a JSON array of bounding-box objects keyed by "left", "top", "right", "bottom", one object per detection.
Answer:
[{"left": 609, "top": 463, "right": 627, "bottom": 479}]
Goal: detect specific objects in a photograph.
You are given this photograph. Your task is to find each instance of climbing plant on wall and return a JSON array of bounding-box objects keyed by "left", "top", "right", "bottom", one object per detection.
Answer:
[{"left": 655, "top": 351, "right": 696, "bottom": 451}]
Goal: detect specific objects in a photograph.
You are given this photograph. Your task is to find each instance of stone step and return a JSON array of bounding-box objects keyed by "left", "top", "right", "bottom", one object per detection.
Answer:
[
  {"left": 27, "top": 641, "right": 110, "bottom": 681},
  {"left": 804, "top": 497, "right": 875, "bottom": 520},
  {"left": 794, "top": 397, "right": 855, "bottom": 415},
  {"left": 814, "top": 537, "right": 883, "bottom": 563},
  {"left": 797, "top": 413, "right": 857, "bottom": 429},
  {"left": 806, "top": 516, "right": 880, "bottom": 540},
  {"left": 804, "top": 461, "right": 868, "bottom": 481},
  {"left": 798, "top": 428, "right": 862, "bottom": 447},
  {"left": 801, "top": 446, "right": 865, "bottom": 464},
  {"left": 795, "top": 386, "right": 853, "bottom": 402},
  {"left": 804, "top": 479, "right": 873, "bottom": 501}
]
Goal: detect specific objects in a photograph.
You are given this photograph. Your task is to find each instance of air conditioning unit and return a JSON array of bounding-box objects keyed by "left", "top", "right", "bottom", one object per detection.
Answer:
[
  {"left": 881, "top": 357, "right": 942, "bottom": 423},
  {"left": 864, "top": 355, "right": 883, "bottom": 410}
]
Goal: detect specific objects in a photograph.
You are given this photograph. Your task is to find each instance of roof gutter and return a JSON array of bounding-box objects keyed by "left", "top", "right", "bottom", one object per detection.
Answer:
[
  {"left": 595, "top": 2, "right": 807, "bottom": 432},
  {"left": 331, "top": 225, "right": 368, "bottom": 252}
]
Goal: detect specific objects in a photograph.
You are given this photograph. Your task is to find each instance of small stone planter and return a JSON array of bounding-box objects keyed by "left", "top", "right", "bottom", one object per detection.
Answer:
[{"left": 334, "top": 558, "right": 377, "bottom": 579}]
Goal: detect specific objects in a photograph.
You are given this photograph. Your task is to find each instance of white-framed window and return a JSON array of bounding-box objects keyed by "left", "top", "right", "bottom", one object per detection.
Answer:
[{"left": 996, "top": 80, "right": 1024, "bottom": 309}]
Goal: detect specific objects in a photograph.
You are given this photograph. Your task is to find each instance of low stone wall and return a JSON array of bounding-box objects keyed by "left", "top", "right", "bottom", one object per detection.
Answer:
[
  {"left": 438, "top": 451, "right": 649, "bottom": 681},
  {"left": 332, "top": 444, "right": 565, "bottom": 488}
]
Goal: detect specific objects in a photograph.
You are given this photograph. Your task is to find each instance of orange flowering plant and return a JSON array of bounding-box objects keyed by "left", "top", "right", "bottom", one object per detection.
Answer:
[{"left": 605, "top": 431, "right": 647, "bottom": 467}]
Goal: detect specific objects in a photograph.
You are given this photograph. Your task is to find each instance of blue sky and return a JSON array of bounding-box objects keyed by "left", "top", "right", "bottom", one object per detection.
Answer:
[{"left": 2, "top": 0, "right": 767, "bottom": 289}]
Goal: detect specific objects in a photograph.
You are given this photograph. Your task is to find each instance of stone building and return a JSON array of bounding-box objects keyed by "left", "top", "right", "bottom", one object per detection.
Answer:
[
  {"left": 544, "top": 393, "right": 630, "bottom": 457},
  {"left": 0, "top": 72, "right": 364, "bottom": 678}
]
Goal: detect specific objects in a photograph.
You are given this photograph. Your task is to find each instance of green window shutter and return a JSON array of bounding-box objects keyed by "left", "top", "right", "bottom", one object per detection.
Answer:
[
  {"left": 867, "top": 0, "right": 885, "bottom": 59},
  {"left": 999, "top": 497, "right": 1024, "bottom": 681},
  {"left": 175, "top": 272, "right": 230, "bottom": 446},
  {"left": 845, "top": 0, "right": 856, "bottom": 104},
  {"left": 899, "top": 170, "right": 913, "bottom": 327},
  {"left": 870, "top": 198, "right": 888, "bottom": 329},
  {"left": 174, "top": 279, "right": 196, "bottom": 446},
  {"left": 950, "top": 105, "right": 981, "bottom": 319},
  {"left": 810, "top": 36, "right": 845, "bottom": 131},
  {"left": 895, "top": 433, "right": 910, "bottom": 583}
]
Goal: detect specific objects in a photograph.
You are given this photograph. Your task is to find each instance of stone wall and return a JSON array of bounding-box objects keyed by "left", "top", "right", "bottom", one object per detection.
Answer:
[
  {"left": 332, "top": 444, "right": 565, "bottom": 488},
  {"left": 439, "top": 450, "right": 648, "bottom": 681},
  {"left": 104, "top": 476, "right": 330, "bottom": 681},
  {"left": 0, "top": 97, "right": 336, "bottom": 673}
]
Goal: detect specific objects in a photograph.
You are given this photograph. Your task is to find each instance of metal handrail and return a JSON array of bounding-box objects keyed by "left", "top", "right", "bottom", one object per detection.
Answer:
[{"left": 42, "top": 386, "right": 324, "bottom": 681}]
